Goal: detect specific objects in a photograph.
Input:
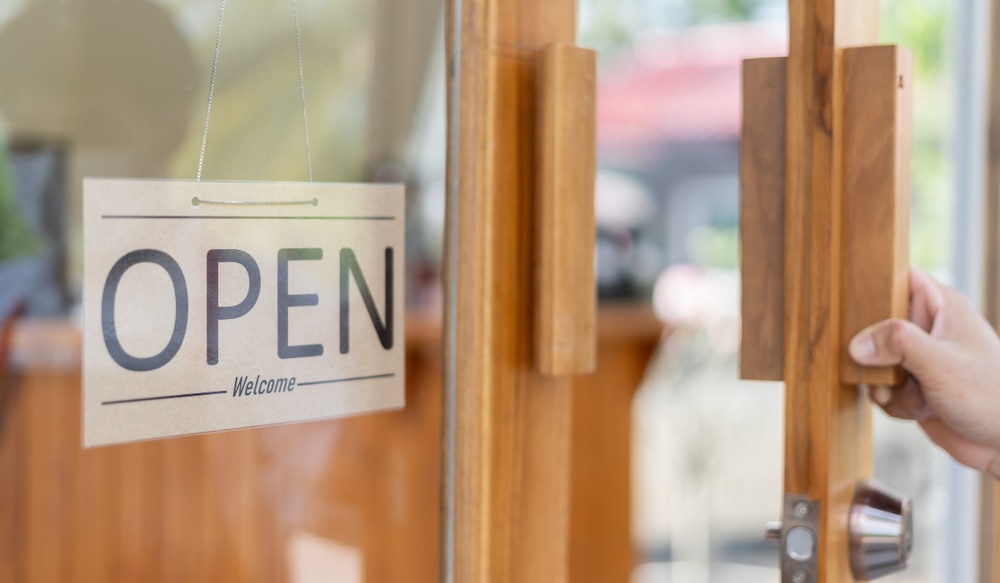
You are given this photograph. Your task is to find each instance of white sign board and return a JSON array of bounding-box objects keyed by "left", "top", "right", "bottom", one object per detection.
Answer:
[{"left": 82, "top": 179, "right": 405, "bottom": 447}]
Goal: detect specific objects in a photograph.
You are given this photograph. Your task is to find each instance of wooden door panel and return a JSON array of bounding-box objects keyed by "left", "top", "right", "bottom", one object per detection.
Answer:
[
  {"left": 445, "top": 1, "right": 580, "bottom": 581},
  {"left": 741, "top": 1, "right": 921, "bottom": 580}
]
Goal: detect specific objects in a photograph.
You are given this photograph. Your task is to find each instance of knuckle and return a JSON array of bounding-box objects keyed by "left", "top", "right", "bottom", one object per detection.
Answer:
[{"left": 882, "top": 319, "right": 909, "bottom": 356}]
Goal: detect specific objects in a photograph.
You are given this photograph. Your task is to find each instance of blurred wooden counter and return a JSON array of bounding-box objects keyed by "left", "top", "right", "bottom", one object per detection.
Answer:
[{"left": 0, "top": 304, "right": 661, "bottom": 583}]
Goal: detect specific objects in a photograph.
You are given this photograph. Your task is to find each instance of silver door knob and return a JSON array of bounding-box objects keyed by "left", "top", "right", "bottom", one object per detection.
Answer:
[{"left": 849, "top": 480, "right": 913, "bottom": 580}]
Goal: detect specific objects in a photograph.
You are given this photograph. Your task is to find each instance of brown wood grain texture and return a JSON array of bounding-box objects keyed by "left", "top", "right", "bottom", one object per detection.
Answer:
[
  {"left": 839, "top": 45, "right": 912, "bottom": 386},
  {"left": 983, "top": 481, "right": 1000, "bottom": 583},
  {"left": 0, "top": 307, "right": 657, "bottom": 582},
  {"left": 445, "top": 1, "right": 580, "bottom": 582},
  {"left": 536, "top": 43, "right": 597, "bottom": 377},
  {"left": 783, "top": 0, "right": 878, "bottom": 581},
  {"left": 0, "top": 319, "right": 443, "bottom": 583},
  {"left": 740, "top": 57, "right": 786, "bottom": 382},
  {"left": 982, "top": 0, "right": 1000, "bottom": 579},
  {"left": 568, "top": 304, "right": 662, "bottom": 583}
]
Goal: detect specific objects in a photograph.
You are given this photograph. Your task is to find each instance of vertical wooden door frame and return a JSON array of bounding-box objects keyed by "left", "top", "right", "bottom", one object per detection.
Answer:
[
  {"left": 980, "top": 0, "right": 1000, "bottom": 577},
  {"left": 782, "top": 0, "right": 880, "bottom": 580},
  {"left": 443, "top": 1, "right": 579, "bottom": 582}
]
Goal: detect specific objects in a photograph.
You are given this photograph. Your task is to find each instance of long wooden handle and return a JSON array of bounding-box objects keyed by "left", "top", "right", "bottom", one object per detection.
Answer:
[
  {"left": 740, "top": 57, "right": 787, "bottom": 382},
  {"left": 839, "top": 45, "right": 912, "bottom": 386},
  {"left": 739, "top": 46, "right": 911, "bottom": 386},
  {"left": 536, "top": 43, "right": 597, "bottom": 377}
]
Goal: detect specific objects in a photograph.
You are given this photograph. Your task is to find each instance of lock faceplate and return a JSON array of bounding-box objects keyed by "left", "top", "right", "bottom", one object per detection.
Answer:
[
  {"left": 849, "top": 480, "right": 913, "bottom": 580},
  {"left": 778, "top": 494, "right": 819, "bottom": 583}
]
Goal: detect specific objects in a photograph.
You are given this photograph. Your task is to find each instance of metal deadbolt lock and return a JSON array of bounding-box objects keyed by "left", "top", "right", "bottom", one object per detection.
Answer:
[
  {"left": 849, "top": 480, "right": 913, "bottom": 580},
  {"left": 765, "top": 481, "right": 912, "bottom": 582}
]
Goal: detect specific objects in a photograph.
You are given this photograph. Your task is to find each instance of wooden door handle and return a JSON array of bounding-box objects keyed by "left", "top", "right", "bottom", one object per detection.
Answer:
[
  {"left": 740, "top": 45, "right": 912, "bottom": 386},
  {"left": 839, "top": 45, "right": 912, "bottom": 386},
  {"left": 536, "top": 43, "right": 597, "bottom": 377}
]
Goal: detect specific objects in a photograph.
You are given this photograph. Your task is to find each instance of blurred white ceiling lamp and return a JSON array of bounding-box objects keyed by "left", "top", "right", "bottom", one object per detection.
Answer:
[{"left": 595, "top": 168, "right": 656, "bottom": 231}]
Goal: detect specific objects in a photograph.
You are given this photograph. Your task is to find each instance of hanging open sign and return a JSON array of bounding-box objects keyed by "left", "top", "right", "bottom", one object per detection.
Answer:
[{"left": 82, "top": 179, "right": 405, "bottom": 447}]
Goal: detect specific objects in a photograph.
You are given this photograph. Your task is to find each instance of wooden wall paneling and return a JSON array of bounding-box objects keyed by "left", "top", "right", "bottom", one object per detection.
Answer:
[
  {"left": 839, "top": 45, "right": 912, "bottom": 387},
  {"left": 161, "top": 438, "right": 189, "bottom": 582},
  {"left": 445, "top": 1, "right": 579, "bottom": 582},
  {"left": 536, "top": 43, "right": 597, "bottom": 377},
  {"left": 197, "top": 429, "right": 230, "bottom": 582},
  {"left": 68, "top": 394, "right": 105, "bottom": 581},
  {"left": 258, "top": 428, "right": 287, "bottom": 583},
  {"left": 568, "top": 305, "right": 662, "bottom": 583},
  {"left": 1, "top": 309, "right": 655, "bottom": 583},
  {"left": 23, "top": 369, "right": 69, "bottom": 583},
  {"left": 782, "top": 0, "right": 878, "bottom": 580},
  {"left": 57, "top": 373, "right": 83, "bottom": 580},
  {"left": 0, "top": 371, "right": 25, "bottom": 583},
  {"left": 101, "top": 451, "right": 122, "bottom": 581},
  {"left": 0, "top": 319, "right": 443, "bottom": 583},
  {"left": 229, "top": 431, "right": 261, "bottom": 581},
  {"left": 354, "top": 344, "right": 442, "bottom": 583},
  {"left": 232, "top": 426, "right": 265, "bottom": 581},
  {"left": 118, "top": 435, "right": 164, "bottom": 580},
  {"left": 739, "top": 57, "right": 786, "bottom": 382}
]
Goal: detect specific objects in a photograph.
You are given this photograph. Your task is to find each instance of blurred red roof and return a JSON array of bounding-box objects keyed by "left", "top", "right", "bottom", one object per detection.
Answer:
[{"left": 597, "top": 22, "right": 787, "bottom": 152}]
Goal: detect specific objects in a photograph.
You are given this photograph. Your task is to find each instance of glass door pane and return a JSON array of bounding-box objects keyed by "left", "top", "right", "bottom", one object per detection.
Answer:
[
  {"left": 578, "top": 0, "right": 962, "bottom": 580},
  {"left": 0, "top": 1, "right": 447, "bottom": 581}
]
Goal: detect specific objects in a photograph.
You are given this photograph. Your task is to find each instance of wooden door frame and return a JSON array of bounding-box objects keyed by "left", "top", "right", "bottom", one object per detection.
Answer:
[
  {"left": 980, "top": 0, "right": 1000, "bottom": 578},
  {"left": 442, "top": 1, "right": 920, "bottom": 582},
  {"left": 742, "top": 1, "right": 898, "bottom": 580},
  {"left": 445, "top": 0, "right": 892, "bottom": 581},
  {"left": 443, "top": 1, "right": 579, "bottom": 582}
]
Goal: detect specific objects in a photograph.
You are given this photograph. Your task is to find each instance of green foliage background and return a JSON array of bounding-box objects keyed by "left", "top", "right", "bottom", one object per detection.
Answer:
[
  {"left": 881, "top": 0, "right": 951, "bottom": 271},
  {"left": 0, "top": 135, "right": 41, "bottom": 263}
]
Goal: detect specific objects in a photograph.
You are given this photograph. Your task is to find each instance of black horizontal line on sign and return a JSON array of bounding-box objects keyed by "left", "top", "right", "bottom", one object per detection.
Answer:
[
  {"left": 101, "top": 215, "right": 395, "bottom": 221},
  {"left": 102, "top": 390, "right": 228, "bottom": 405},
  {"left": 297, "top": 373, "right": 396, "bottom": 386}
]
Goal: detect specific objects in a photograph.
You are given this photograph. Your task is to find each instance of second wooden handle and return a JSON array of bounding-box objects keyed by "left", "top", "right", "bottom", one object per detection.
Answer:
[{"left": 536, "top": 43, "right": 597, "bottom": 377}]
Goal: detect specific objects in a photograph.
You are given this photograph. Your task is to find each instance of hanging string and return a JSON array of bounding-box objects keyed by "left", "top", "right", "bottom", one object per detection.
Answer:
[
  {"left": 196, "top": 0, "right": 226, "bottom": 182},
  {"left": 292, "top": 0, "right": 314, "bottom": 182},
  {"left": 195, "top": 0, "right": 314, "bottom": 183}
]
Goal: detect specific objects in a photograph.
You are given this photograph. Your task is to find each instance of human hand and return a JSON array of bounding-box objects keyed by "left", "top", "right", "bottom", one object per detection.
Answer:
[{"left": 848, "top": 267, "right": 1000, "bottom": 478}]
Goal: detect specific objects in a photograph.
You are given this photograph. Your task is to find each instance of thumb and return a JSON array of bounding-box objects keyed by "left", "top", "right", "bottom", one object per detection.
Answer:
[{"left": 848, "top": 318, "right": 939, "bottom": 376}]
